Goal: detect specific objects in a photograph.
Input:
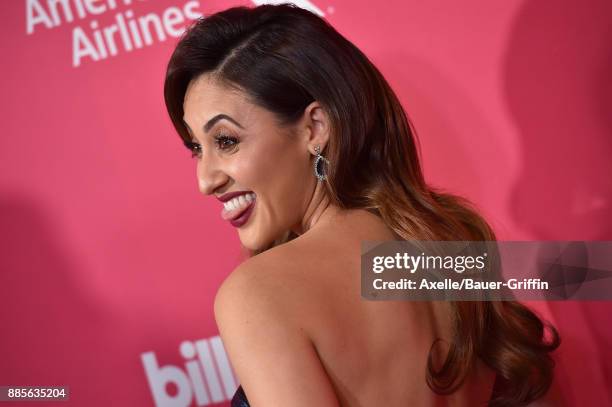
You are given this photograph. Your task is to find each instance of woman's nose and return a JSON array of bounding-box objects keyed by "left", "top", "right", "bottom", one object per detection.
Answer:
[{"left": 197, "top": 159, "right": 228, "bottom": 195}]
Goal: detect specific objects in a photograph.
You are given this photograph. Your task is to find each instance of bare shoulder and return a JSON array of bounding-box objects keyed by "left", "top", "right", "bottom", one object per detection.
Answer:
[
  {"left": 213, "top": 239, "right": 321, "bottom": 328},
  {"left": 213, "top": 208, "right": 399, "bottom": 351},
  {"left": 212, "top": 244, "right": 341, "bottom": 406},
  {"left": 214, "top": 209, "right": 397, "bottom": 322},
  {"left": 213, "top": 246, "right": 295, "bottom": 323}
]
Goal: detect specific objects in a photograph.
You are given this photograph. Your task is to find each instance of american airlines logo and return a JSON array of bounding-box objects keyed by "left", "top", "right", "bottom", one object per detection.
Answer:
[
  {"left": 141, "top": 335, "right": 237, "bottom": 406},
  {"left": 25, "top": 0, "right": 325, "bottom": 67}
]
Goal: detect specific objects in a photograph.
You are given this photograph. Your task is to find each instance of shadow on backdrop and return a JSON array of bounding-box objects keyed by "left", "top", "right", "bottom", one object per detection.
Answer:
[{"left": 503, "top": 0, "right": 612, "bottom": 404}]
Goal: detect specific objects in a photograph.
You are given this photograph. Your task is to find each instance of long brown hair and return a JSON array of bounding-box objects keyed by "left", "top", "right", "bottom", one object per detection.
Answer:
[{"left": 164, "top": 4, "right": 560, "bottom": 405}]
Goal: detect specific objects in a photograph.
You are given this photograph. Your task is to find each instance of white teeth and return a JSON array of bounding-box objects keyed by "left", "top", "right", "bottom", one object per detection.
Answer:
[{"left": 224, "top": 193, "right": 256, "bottom": 211}]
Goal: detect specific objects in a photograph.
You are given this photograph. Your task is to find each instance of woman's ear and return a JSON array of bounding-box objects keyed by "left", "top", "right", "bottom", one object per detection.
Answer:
[{"left": 300, "top": 101, "right": 331, "bottom": 154}]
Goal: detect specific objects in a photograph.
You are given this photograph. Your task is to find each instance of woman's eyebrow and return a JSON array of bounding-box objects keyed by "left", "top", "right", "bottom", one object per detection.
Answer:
[
  {"left": 203, "top": 114, "right": 244, "bottom": 133},
  {"left": 182, "top": 114, "right": 244, "bottom": 135}
]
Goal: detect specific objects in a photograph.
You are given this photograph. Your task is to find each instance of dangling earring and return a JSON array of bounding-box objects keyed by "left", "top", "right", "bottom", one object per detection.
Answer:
[{"left": 313, "top": 145, "right": 329, "bottom": 181}]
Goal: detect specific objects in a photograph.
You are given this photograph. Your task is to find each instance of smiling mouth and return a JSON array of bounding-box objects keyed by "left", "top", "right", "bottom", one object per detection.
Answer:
[{"left": 221, "top": 193, "right": 256, "bottom": 226}]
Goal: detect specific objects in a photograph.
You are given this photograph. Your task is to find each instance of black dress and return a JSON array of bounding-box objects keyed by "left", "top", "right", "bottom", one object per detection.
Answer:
[{"left": 231, "top": 385, "right": 250, "bottom": 407}]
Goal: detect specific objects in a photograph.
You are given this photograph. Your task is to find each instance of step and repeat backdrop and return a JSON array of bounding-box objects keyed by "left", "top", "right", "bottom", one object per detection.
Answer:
[{"left": 1, "top": 0, "right": 611, "bottom": 405}]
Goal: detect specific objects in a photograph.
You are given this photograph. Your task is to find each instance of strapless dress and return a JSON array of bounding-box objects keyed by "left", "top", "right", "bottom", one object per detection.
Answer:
[{"left": 231, "top": 385, "right": 250, "bottom": 407}]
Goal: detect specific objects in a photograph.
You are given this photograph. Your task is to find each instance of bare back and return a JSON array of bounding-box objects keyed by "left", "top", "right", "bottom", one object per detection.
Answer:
[{"left": 264, "top": 209, "right": 496, "bottom": 406}]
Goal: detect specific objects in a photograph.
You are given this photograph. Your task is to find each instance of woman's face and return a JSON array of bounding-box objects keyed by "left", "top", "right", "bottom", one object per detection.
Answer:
[{"left": 182, "top": 74, "right": 320, "bottom": 251}]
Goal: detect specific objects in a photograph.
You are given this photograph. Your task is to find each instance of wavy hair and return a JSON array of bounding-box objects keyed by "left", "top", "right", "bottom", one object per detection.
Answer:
[{"left": 164, "top": 4, "right": 560, "bottom": 405}]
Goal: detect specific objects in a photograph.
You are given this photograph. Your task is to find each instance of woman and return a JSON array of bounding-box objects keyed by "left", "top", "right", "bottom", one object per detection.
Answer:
[{"left": 164, "top": 4, "right": 560, "bottom": 406}]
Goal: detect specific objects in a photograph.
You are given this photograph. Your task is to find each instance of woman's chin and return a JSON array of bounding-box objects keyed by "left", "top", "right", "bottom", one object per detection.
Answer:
[
  {"left": 239, "top": 230, "right": 280, "bottom": 254},
  {"left": 238, "top": 231, "right": 264, "bottom": 253}
]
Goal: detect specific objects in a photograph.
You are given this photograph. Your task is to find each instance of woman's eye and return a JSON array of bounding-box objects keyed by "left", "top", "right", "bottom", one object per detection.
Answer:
[
  {"left": 188, "top": 142, "right": 202, "bottom": 159},
  {"left": 215, "top": 134, "right": 238, "bottom": 151}
]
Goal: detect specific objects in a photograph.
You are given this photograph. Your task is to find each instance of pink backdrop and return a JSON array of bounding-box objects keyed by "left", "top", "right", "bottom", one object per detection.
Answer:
[{"left": 1, "top": 0, "right": 611, "bottom": 405}]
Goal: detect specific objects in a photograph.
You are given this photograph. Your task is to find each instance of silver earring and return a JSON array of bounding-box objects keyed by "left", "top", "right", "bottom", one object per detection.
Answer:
[{"left": 313, "top": 145, "right": 329, "bottom": 181}]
